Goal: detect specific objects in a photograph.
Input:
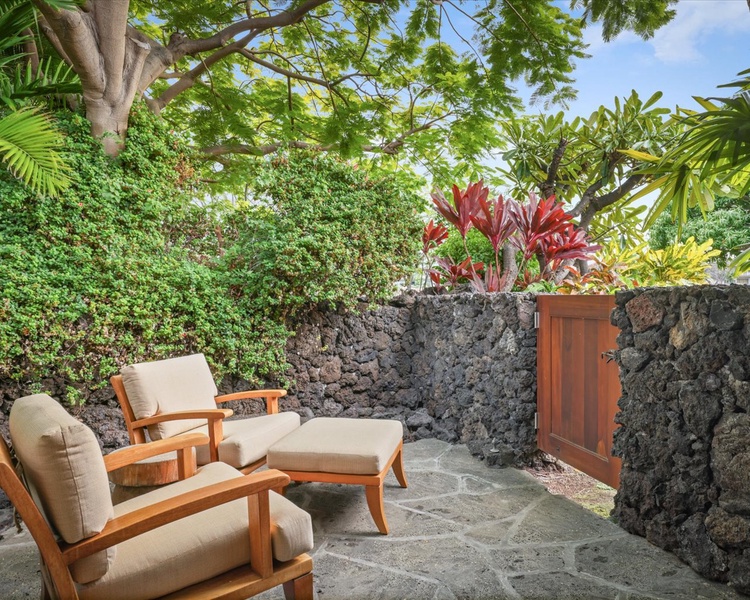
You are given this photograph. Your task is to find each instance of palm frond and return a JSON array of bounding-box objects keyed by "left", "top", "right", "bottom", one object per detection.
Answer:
[{"left": 0, "top": 106, "right": 70, "bottom": 196}]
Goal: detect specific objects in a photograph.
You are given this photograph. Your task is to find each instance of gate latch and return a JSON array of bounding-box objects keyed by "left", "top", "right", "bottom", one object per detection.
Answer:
[{"left": 601, "top": 349, "right": 617, "bottom": 363}]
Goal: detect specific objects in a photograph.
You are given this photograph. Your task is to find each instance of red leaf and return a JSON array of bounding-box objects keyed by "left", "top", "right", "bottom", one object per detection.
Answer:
[
  {"left": 422, "top": 219, "right": 449, "bottom": 255},
  {"left": 509, "top": 193, "right": 572, "bottom": 260},
  {"left": 431, "top": 181, "right": 487, "bottom": 238},
  {"left": 470, "top": 193, "right": 517, "bottom": 253}
]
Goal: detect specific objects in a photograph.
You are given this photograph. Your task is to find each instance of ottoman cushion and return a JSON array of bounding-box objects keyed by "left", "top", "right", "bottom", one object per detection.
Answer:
[{"left": 267, "top": 418, "right": 403, "bottom": 475}]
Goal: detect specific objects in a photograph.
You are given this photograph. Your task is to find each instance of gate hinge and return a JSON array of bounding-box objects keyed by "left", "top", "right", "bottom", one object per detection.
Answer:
[
  {"left": 534, "top": 311, "right": 540, "bottom": 329},
  {"left": 534, "top": 412, "right": 539, "bottom": 430}
]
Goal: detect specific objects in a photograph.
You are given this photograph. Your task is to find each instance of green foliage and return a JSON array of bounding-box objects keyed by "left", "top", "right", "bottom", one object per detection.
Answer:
[
  {"left": 649, "top": 196, "right": 750, "bottom": 268},
  {"left": 629, "top": 70, "right": 750, "bottom": 231},
  {"left": 0, "top": 104, "right": 288, "bottom": 402},
  {"left": 578, "top": 237, "right": 720, "bottom": 292},
  {"left": 436, "top": 227, "right": 496, "bottom": 268},
  {"left": 222, "top": 153, "right": 424, "bottom": 320},
  {"left": 497, "top": 90, "right": 675, "bottom": 250},
  {"left": 0, "top": 106, "right": 70, "bottom": 196},
  {"left": 0, "top": 0, "right": 77, "bottom": 196},
  {"left": 628, "top": 237, "right": 721, "bottom": 286},
  {"left": 55, "top": 0, "right": 677, "bottom": 185},
  {"left": 572, "top": 0, "right": 678, "bottom": 41}
]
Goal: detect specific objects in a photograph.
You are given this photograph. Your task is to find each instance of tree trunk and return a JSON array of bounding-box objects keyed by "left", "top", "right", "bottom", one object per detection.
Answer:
[
  {"left": 500, "top": 242, "right": 518, "bottom": 292},
  {"left": 86, "top": 98, "right": 132, "bottom": 156},
  {"left": 34, "top": 0, "right": 151, "bottom": 156}
]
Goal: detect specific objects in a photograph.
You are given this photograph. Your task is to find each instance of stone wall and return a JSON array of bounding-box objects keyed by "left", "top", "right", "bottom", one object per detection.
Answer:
[
  {"left": 283, "top": 292, "right": 539, "bottom": 466},
  {"left": 612, "top": 285, "right": 750, "bottom": 593}
]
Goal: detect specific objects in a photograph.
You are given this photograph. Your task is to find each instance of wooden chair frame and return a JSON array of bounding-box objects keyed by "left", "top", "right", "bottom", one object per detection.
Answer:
[
  {"left": 111, "top": 375, "right": 287, "bottom": 474},
  {"left": 0, "top": 432, "right": 313, "bottom": 600},
  {"left": 279, "top": 440, "right": 408, "bottom": 535}
]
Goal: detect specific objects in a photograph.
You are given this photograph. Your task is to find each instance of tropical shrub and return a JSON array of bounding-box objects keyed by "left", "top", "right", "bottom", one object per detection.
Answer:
[
  {"left": 649, "top": 196, "right": 750, "bottom": 269},
  {"left": 0, "top": 105, "right": 287, "bottom": 403},
  {"left": 222, "top": 153, "right": 424, "bottom": 320},
  {"left": 629, "top": 237, "right": 720, "bottom": 286},
  {"left": 434, "top": 227, "right": 496, "bottom": 272},
  {"left": 560, "top": 237, "right": 721, "bottom": 293},
  {"left": 424, "top": 181, "right": 599, "bottom": 292}
]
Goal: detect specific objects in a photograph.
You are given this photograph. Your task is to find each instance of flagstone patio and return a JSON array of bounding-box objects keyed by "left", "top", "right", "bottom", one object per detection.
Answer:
[{"left": 0, "top": 438, "right": 743, "bottom": 599}]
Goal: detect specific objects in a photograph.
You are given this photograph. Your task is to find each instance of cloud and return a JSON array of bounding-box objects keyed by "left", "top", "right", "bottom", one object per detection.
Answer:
[
  {"left": 650, "top": 1, "right": 750, "bottom": 64},
  {"left": 580, "top": 1, "right": 750, "bottom": 64}
]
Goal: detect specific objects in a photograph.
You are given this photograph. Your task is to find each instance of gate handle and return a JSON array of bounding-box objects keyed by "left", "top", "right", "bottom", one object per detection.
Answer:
[{"left": 601, "top": 350, "right": 616, "bottom": 363}]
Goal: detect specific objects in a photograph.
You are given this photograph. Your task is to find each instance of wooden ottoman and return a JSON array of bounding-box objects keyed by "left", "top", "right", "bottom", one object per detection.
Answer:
[{"left": 267, "top": 417, "right": 408, "bottom": 534}]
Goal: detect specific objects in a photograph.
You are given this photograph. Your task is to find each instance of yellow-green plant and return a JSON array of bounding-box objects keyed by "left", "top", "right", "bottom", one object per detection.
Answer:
[
  {"left": 631, "top": 237, "right": 720, "bottom": 286},
  {"left": 564, "top": 236, "right": 721, "bottom": 293}
]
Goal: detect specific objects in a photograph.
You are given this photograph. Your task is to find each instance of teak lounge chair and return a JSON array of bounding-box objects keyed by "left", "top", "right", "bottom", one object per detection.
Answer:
[
  {"left": 111, "top": 353, "right": 300, "bottom": 474},
  {"left": 0, "top": 394, "right": 314, "bottom": 600}
]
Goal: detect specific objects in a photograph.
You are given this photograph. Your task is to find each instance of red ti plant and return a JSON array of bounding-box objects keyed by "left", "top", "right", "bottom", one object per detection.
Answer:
[
  {"left": 423, "top": 183, "right": 599, "bottom": 292},
  {"left": 430, "top": 181, "right": 486, "bottom": 238},
  {"left": 422, "top": 219, "right": 449, "bottom": 255},
  {"left": 509, "top": 193, "right": 571, "bottom": 264},
  {"left": 421, "top": 219, "right": 449, "bottom": 289},
  {"left": 538, "top": 224, "right": 601, "bottom": 274},
  {"left": 470, "top": 193, "right": 517, "bottom": 292},
  {"left": 429, "top": 256, "right": 483, "bottom": 292},
  {"left": 430, "top": 181, "right": 487, "bottom": 281}
]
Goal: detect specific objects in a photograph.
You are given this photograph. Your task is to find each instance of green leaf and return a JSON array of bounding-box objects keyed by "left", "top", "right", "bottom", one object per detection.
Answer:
[{"left": 0, "top": 107, "right": 70, "bottom": 196}]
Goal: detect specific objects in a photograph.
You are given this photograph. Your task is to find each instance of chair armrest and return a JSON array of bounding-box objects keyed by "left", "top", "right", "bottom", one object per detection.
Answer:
[
  {"left": 61, "top": 469, "right": 291, "bottom": 564},
  {"left": 131, "top": 409, "right": 232, "bottom": 465},
  {"left": 215, "top": 389, "right": 287, "bottom": 415},
  {"left": 130, "top": 409, "right": 233, "bottom": 428},
  {"left": 103, "top": 434, "right": 210, "bottom": 473}
]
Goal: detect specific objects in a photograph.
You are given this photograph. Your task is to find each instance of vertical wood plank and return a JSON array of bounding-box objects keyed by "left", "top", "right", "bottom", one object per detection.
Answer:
[{"left": 536, "top": 295, "right": 622, "bottom": 489}]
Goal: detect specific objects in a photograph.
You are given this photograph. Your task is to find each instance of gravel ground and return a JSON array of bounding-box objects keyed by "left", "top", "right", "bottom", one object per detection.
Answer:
[{"left": 525, "top": 460, "right": 617, "bottom": 518}]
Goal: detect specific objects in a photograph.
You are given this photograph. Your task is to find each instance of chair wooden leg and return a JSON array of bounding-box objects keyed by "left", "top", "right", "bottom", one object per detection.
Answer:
[
  {"left": 365, "top": 482, "right": 388, "bottom": 534},
  {"left": 392, "top": 447, "right": 408, "bottom": 488},
  {"left": 283, "top": 572, "right": 313, "bottom": 600}
]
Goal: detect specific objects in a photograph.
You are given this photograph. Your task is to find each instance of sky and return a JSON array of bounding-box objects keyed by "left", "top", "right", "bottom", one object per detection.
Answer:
[{"left": 546, "top": 0, "right": 750, "bottom": 118}]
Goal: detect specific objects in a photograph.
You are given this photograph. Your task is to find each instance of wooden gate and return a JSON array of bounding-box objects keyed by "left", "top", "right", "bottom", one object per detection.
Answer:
[{"left": 536, "top": 295, "right": 622, "bottom": 489}]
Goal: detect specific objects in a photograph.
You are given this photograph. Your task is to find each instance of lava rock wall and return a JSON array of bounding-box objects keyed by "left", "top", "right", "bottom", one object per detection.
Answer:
[
  {"left": 613, "top": 285, "right": 750, "bottom": 592},
  {"left": 284, "top": 291, "right": 539, "bottom": 465}
]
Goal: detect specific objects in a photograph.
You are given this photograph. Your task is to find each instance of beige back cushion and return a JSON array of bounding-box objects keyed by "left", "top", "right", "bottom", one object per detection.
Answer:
[
  {"left": 10, "top": 394, "right": 115, "bottom": 583},
  {"left": 120, "top": 354, "right": 218, "bottom": 439}
]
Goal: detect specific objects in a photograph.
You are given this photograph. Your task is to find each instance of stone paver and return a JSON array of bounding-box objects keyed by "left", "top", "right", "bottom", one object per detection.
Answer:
[{"left": 0, "top": 438, "right": 743, "bottom": 599}]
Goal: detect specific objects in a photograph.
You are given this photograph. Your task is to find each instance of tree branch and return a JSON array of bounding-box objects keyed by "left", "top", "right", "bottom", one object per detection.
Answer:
[
  {"left": 174, "top": 0, "right": 332, "bottom": 56},
  {"left": 202, "top": 141, "right": 334, "bottom": 156},
  {"left": 37, "top": 16, "right": 72, "bottom": 66},
  {"left": 33, "top": 1, "right": 104, "bottom": 95},
  {"left": 240, "top": 49, "right": 331, "bottom": 87},
  {"left": 152, "top": 34, "right": 253, "bottom": 112},
  {"left": 91, "top": 0, "right": 129, "bottom": 103},
  {"left": 201, "top": 113, "right": 449, "bottom": 159},
  {"left": 577, "top": 174, "right": 645, "bottom": 230},
  {"left": 21, "top": 29, "right": 40, "bottom": 76},
  {"left": 540, "top": 137, "right": 568, "bottom": 198}
]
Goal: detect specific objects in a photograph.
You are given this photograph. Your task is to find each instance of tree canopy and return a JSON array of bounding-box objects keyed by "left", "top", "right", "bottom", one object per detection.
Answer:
[
  {"left": 21, "top": 0, "right": 679, "bottom": 179},
  {"left": 495, "top": 90, "right": 675, "bottom": 241}
]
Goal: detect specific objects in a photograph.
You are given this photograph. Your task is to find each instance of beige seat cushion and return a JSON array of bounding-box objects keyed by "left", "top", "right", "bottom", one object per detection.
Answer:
[
  {"left": 120, "top": 353, "right": 218, "bottom": 439},
  {"left": 9, "top": 394, "right": 115, "bottom": 584},
  {"left": 188, "top": 412, "right": 301, "bottom": 468},
  {"left": 77, "top": 462, "right": 313, "bottom": 600},
  {"left": 267, "top": 418, "right": 404, "bottom": 475}
]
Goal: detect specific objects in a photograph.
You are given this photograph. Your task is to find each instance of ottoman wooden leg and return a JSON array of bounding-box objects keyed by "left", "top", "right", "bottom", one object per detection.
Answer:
[
  {"left": 392, "top": 445, "right": 408, "bottom": 489},
  {"left": 365, "top": 482, "right": 388, "bottom": 534}
]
